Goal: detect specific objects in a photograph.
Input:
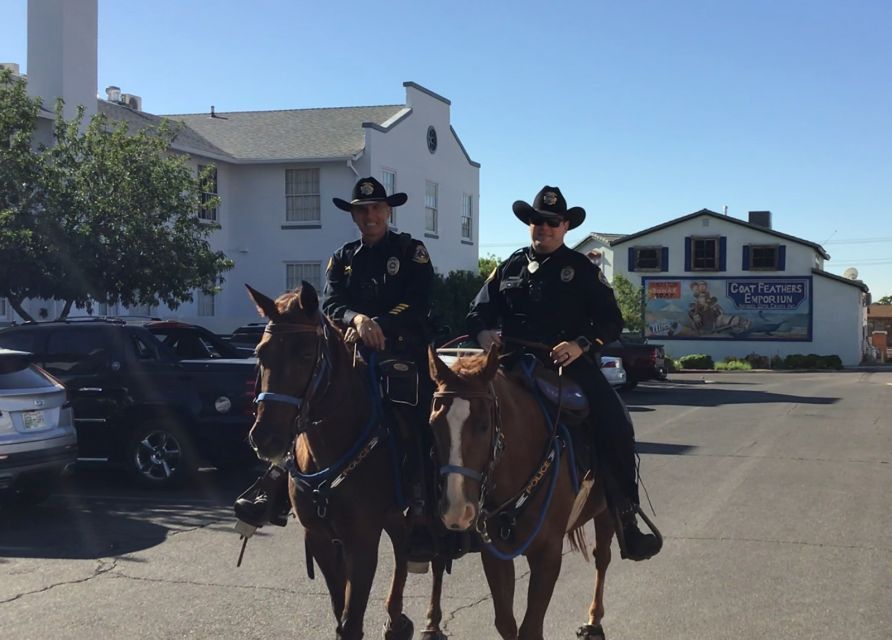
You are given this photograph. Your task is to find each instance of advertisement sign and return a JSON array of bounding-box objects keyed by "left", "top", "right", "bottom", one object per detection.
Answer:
[{"left": 642, "top": 276, "right": 812, "bottom": 341}]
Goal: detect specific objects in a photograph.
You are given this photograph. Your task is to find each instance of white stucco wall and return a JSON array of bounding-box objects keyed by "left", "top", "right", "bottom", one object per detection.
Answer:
[{"left": 605, "top": 213, "right": 866, "bottom": 366}]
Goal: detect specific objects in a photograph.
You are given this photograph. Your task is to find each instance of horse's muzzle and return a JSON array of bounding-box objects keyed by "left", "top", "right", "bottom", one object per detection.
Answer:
[{"left": 248, "top": 420, "right": 290, "bottom": 461}]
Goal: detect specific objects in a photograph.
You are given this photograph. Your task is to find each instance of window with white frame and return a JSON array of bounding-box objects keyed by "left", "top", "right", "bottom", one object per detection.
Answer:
[
  {"left": 461, "top": 193, "right": 473, "bottom": 240},
  {"left": 286, "top": 261, "right": 322, "bottom": 292},
  {"left": 425, "top": 181, "right": 438, "bottom": 234},
  {"left": 198, "top": 164, "right": 218, "bottom": 221},
  {"left": 197, "top": 290, "right": 215, "bottom": 316},
  {"left": 382, "top": 170, "right": 397, "bottom": 226},
  {"left": 285, "top": 168, "right": 320, "bottom": 222}
]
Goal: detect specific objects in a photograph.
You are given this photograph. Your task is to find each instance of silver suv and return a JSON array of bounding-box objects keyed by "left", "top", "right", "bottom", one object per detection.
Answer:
[{"left": 0, "top": 348, "right": 77, "bottom": 506}]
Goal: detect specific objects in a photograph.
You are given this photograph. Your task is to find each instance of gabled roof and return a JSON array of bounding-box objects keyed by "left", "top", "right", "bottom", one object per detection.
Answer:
[
  {"left": 570, "top": 232, "right": 624, "bottom": 252},
  {"left": 812, "top": 268, "right": 869, "bottom": 292},
  {"left": 99, "top": 100, "right": 234, "bottom": 161},
  {"left": 166, "top": 105, "right": 407, "bottom": 162},
  {"left": 609, "top": 208, "right": 831, "bottom": 260}
]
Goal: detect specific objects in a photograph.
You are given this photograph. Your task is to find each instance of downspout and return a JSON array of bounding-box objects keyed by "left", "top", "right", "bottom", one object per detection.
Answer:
[{"left": 346, "top": 150, "right": 364, "bottom": 177}]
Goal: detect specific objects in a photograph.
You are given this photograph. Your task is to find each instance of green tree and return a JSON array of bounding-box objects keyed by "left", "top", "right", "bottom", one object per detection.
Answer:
[
  {"left": 0, "top": 69, "right": 233, "bottom": 321},
  {"left": 876, "top": 295, "right": 892, "bottom": 305},
  {"left": 430, "top": 270, "right": 486, "bottom": 339},
  {"left": 612, "top": 273, "right": 644, "bottom": 333},
  {"left": 478, "top": 253, "right": 499, "bottom": 278}
]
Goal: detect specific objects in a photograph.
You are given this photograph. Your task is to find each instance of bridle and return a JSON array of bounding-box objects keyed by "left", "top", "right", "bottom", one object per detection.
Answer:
[
  {"left": 432, "top": 385, "right": 505, "bottom": 525},
  {"left": 253, "top": 317, "right": 332, "bottom": 440}
]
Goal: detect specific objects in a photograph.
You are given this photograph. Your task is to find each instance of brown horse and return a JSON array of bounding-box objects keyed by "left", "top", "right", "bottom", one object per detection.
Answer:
[
  {"left": 245, "top": 283, "right": 449, "bottom": 640},
  {"left": 428, "top": 346, "right": 616, "bottom": 640}
]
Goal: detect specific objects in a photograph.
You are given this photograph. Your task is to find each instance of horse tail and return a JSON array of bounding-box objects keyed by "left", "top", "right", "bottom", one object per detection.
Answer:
[{"left": 567, "top": 525, "right": 590, "bottom": 561}]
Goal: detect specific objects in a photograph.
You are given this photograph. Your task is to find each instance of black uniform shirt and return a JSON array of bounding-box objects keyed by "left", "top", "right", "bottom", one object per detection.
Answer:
[
  {"left": 323, "top": 230, "right": 434, "bottom": 338},
  {"left": 466, "top": 244, "right": 623, "bottom": 348}
]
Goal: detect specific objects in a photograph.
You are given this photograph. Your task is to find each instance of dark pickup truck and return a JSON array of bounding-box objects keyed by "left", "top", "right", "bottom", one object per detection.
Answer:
[
  {"left": 601, "top": 334, "right": 667, "bottom": 389},
  {"left": 0, "top": 319, "right": 257, "bottom": 488}
]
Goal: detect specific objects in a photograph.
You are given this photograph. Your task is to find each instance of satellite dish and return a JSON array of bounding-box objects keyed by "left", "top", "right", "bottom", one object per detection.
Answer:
[{"left": 843, "top": 267, "right": 859, "bottom": 280}]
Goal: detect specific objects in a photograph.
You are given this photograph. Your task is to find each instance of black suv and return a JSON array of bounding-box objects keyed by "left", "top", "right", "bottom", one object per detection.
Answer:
[{"left": 0, "top": 320, "right": 257, "bottom": 488}]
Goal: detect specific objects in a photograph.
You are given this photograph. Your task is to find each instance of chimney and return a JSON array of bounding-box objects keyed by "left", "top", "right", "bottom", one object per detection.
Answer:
[
  {"left": 27, "top": 0, "right": 98, "bottom": 123},
  {"left": 748, "top": 210, "right": 772, "bottom": 229},
  {"left": 105, "top": 85, "right": 121, "bottom": 102}
]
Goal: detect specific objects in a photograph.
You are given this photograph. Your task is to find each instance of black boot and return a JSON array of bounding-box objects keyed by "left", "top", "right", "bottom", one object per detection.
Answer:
[
  {"left": 615, "top": 505, "right": 662, "bottom": 561},
  {"left": 234, "top": 465, "right": 290, "bottom": 528}
]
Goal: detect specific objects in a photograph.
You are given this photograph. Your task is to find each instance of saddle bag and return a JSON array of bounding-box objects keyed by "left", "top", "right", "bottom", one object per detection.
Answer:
[{"left": 378, "top": 359, "right": 419, "bottom": 406}]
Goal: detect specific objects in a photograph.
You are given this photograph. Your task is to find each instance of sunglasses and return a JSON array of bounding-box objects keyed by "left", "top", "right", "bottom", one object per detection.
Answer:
[{"left": 529, "top": 215, "right": 563, "bottom": 228}]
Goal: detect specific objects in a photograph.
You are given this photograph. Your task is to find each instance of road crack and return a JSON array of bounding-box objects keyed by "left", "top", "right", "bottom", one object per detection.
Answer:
[{"left": 0, "top": 558, "right": 118, "bottom": 604}]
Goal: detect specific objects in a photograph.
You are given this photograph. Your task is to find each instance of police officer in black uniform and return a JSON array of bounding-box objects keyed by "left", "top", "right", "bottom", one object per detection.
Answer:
[
  {"left": 466, "top": 185, "right": 662, "bottom": 561},
  {"left": 235, "top": 178, "right": 436, "bottom": 560}
]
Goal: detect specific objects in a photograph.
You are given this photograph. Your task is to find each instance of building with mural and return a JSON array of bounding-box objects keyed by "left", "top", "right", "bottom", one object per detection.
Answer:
[{"left": 574, "top": 209, "right": 870, "bottom": 366}]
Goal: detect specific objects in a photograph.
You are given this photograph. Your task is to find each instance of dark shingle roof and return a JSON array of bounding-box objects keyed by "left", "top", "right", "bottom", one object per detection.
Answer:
[
  {"left": 98, "top": 100, "right": 233, "bottom": 160},
  {"left": 609, "top": 208, "right": 831, "bottom": 259},
  {"left": 166, "top": 105, "right": 407, "bottom": 161}
]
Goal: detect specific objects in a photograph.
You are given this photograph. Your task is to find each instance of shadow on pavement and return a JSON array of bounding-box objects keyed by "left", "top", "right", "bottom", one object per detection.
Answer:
[
  {"left": 624, "top": 385, "right": 839, "bottom": 408},
  {"left": 636, "top": 441, "right": 696, "bottom": 456},
  {"left": 0, "top": 463, "right": 263, "bottom": 561}
]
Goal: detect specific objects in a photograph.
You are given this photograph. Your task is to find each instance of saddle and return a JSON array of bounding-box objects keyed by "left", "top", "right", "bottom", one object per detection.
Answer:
[{"left": 512, "top": 356, "right": 589, "bottom": 425}]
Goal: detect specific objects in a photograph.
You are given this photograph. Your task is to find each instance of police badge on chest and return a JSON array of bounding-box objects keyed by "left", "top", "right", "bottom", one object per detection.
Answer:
[{"left": 386, "top": 257, "right": 400, "bottom": 276}]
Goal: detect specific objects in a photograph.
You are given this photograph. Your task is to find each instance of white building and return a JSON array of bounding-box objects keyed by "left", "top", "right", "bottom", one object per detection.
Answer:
[
  {"left": 574, "top": 209, "right": 870, "bottom": 366},
  {"left": 3, "top": 0, "right": 480, "bottom": 333}
]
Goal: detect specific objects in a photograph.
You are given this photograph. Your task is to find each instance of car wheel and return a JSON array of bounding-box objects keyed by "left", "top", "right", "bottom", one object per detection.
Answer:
[
  {"left": 125, "top": 423, "right": 196, "bottom": 489},
  {"left": 622, "top": 379, "right": 639, "bottom": 391}
]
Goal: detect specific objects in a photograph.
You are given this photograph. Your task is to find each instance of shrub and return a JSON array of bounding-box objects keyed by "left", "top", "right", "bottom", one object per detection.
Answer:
[
  {"left": 770, "top": 354, "right": 784, "bottom": 369},
  {"left": 715, "top": 360, "right": 753, "bottom": 371},
  {"left": 743, "top": 352, "right": 770, "bottom": 369},
  {"left": 782, "top": 354, "right": 843, "bottom": 370},
  {"left": 677, "top": 354, "right": 714, "bottom": 369}
]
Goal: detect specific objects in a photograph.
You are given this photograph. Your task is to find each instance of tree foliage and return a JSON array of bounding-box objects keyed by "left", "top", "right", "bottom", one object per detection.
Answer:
[
  {"left": 430, "top": 270, "right": 486, "bottom": 340},
  {"left": 0, "top": 69, "right": 232, "bottom": 321},
  {"left": 612, "top": 273, "right": 644, "bottom": 333},
  {"left": 877, "top": 295, "right": 892, "bottom": 305}
]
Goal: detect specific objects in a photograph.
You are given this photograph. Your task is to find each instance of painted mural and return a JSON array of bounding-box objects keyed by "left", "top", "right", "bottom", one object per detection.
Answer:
[{"left": 642, "top": 276, "right": 812, "bottom": 341}]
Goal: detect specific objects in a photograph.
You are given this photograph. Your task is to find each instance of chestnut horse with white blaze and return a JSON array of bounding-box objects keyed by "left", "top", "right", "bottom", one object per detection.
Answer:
[
  {"left": 428, "top": 346, "right": 617, "bottom": 640},
  {"left": 245, "top": 283, "right": 448, "bottom": 640}
]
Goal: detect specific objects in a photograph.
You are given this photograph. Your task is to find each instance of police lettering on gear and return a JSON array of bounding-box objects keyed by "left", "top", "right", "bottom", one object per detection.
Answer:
[{"left": 466, "top": 185, "right": 663, "bottom": 563}]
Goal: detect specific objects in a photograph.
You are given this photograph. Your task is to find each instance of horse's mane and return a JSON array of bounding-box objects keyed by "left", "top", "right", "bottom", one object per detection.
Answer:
[
  {"left": 450, "top": 353, "right": 492, "bottom": 383},
  {"left": 272, "top": 288, "right": 344, "bottom": 340}
]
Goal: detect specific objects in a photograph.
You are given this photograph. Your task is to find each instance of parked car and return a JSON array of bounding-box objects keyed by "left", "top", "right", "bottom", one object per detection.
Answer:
[
  {"left": 0, "top": 319, "right": 257, "bottom": 488},
  {"left": 599, "top": 355, "right": 628, "bottom": 388},
  {"left": 228, "top": 323, "right": 266, "bottom": 356},
  {"left": 601, "top": 334, "right": 667, "bottom": 389},
  {"left": 144, "top": 320, "right": 249, "bottom": 360},
  {"left": 0, "top": 348, "right": 78, "bottom": 506}
]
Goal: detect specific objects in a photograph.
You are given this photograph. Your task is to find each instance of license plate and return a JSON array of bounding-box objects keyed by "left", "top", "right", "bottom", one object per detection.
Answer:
[{"left": 23, "top": 410, "right": 47, "bottom": 430}]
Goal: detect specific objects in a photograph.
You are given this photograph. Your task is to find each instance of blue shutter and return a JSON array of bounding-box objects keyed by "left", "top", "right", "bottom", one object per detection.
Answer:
[
  {"left": 628, "top": 247, "right": 636, "bottom": 272},
  {"left": 719, "top": 237, "right": 727, "bottom": 271},
  {"left": 742, "top": 245, "right": 750, "bottom": 270},
  {"left": 778, "top": 245, "right": 786, "bottom": 271},
  {"left": 661, "top": 247, "right": 669, "bottom": 272},
  {"left": 684, "top": 237, "right": 692, "bottom": 271}
]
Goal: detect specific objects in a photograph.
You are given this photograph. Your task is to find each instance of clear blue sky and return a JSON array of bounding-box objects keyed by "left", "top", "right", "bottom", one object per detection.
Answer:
[{"left": 3, "top": 0, "right": 890, "bottom": 298}]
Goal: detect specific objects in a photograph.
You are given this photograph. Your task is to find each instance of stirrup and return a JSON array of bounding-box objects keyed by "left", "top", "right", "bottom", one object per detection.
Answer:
[{"left": 613, "top": 504, "right": 662, "bottom": 561}]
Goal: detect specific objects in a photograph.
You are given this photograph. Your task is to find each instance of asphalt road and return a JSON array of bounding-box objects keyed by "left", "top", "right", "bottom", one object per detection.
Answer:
[{"left": 1, "top": 370, "right": 890, "bottom": 639}]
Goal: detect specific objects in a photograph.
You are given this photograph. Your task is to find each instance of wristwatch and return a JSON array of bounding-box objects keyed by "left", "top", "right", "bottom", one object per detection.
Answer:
[{"left": 575, "top": 336, "right": 592, "bottom": 353}]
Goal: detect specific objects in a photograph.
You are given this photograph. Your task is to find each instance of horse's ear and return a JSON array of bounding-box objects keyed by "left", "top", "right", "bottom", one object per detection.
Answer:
[
  {"left": 482, "top": 344, "right": 501, "bottom": 381},
  {"left": 428, "top": 345, "right": 458, "bottom": 386},
  {"left": 245, "top": 284, "right": 278, "bottom": 320},
  {"left": 298, "top": 281, "right": 319, "bottom": 315}
]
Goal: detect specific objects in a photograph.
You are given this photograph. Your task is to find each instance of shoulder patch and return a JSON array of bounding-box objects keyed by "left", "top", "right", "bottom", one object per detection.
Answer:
[
  {"left": 598, "top": 271, "right": 612, "bottom": 288},
  {"left": 412, "top": 243, "right": 430, "bottom": 264}
]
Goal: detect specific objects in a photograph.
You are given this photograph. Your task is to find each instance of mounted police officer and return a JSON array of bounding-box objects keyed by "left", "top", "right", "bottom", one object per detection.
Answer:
[
  {"left": 235, "top": 177, "right": 437, "bottom": 561},
  {"left": 466, "top": 185, "right": 662, "bottom": 562}
]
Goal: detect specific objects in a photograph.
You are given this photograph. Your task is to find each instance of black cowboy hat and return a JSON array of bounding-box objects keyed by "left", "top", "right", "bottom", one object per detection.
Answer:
[
  {"left": 332, "top": 176, "right": 408, "bottom": 212},
  {"left": 512, "top": 186, "right": 586, "bottom": 230}
]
